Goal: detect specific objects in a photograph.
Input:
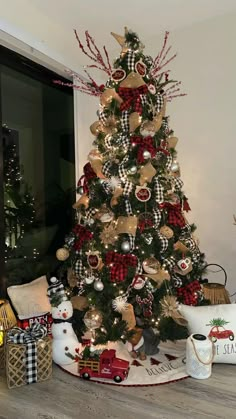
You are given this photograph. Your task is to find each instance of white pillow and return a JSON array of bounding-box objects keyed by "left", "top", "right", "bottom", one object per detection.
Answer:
[
  {"left": 179, "top": 304, "right": 236, "bottom": 364},
  {"left": 7, "top": 276, "right": 51, "bottom": 319}
]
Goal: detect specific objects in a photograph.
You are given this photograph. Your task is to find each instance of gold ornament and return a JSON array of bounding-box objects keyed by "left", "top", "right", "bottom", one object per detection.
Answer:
[
  {"left": 99, "top": 223, "right": 118, "bottom": 245},
  {"left": 83, "top": 307, "right": 103, "bottom": 330},
  {"left": 71, "top": 295, "right": 89, "bottom": 311},
  {"left": 73, "top": 194, "right": 89, "bottom": 209},
  {"left": 111, "top": 27, "right": 129, "bottom": 55},
  {"left": 129, "top": 112, "right": 142, "bottom": 132},
  {"left": 139, "top": 161, "right": 156, "bottom": 185},
  {"left": 116, "top": 215, "right": 138, "bottom": 235},
  {"left": 160, "top": 295, "right": 188, "bottom": 326},
  {"left": 142, "top": 256, "right": 161, "bottom": 274},
  {"left": 159, "top": 225, "right": 174, "bottom": 239},
  {"left": 56, "top": 248, "right": 69, "bottom": 261},
  {"left": 100, "top": 88, "right": 123, "bottom": 107},
  {"left": 90, "top": 120, "right": 117, "bottom": 136},
  {"left": 167, "top": 136, "right": 178, "bottom": 149},
  {"left": 121, "top": 303, "right": 136, "bottom": 330},
  {"left": 110, "top": 186, "right": 123, "bottom": 207},
  {"left": 120, "top": 71, "right": 146, "bottom": 89}
]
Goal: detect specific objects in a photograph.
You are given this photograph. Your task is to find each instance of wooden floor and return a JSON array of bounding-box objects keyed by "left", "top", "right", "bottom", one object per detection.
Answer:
[{"left": 0, "top": 363, "right": 235, "bottom": 419}]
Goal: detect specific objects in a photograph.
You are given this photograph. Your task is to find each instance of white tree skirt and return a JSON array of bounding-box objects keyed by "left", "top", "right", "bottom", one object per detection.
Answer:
[{"left": 59, "top": 340, "right": 188, "bottom": 387}]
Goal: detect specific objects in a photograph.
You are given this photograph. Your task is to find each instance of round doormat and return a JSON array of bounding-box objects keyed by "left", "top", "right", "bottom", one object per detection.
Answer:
[{"left": 59, "top": 340, "right": 188, "bottom": 387}]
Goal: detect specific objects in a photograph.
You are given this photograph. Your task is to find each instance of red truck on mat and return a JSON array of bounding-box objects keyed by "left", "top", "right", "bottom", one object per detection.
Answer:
[{"left": 78, "top": 349, "right": 130, "bottom": 383}]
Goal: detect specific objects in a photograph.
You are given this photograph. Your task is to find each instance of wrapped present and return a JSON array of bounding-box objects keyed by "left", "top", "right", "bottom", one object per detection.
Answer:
[
  {"left": 6, "top": 324, "right": 52, "bottom": 389},
  {"left": 17, "top": 312, "right": 53, "bottom": 336}
]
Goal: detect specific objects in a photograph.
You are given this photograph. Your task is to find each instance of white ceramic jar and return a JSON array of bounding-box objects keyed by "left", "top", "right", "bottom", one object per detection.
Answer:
[{"left": 186, "top": 333, "right": 214, "bottom": 379}]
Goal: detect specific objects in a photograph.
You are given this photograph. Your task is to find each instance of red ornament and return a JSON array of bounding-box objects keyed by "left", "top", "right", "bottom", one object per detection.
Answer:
[
  {"left": 135, "top": 186, "right": 151, "bottom": 202},
  {"left": 135, "top": 60, "right": 146, "bottom": 76},
  {"left": 112, "top": 68, "right": 126, "bottom": 82},
  {"left": 87, "top": 252, "right": 101, "bottom": 269}
]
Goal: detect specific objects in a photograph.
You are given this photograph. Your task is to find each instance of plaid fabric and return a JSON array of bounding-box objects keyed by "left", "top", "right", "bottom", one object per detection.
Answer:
[
  {"left": 85, "top": 207, "right": 97, "bottom": 219},
  {"left": 172, "top": 177, "right": 184, "bottom": 191},
  {"left": 171, "top": 273, "right": 183, "bottom": 288},
  {"left": 136, "top": 258, "right": 143, "bottom": 274},
  {"left": 119, "top": 85, "right": 148, "bottom": 115},
  {"left": 131, "top": 135, "right": 156, "bottom": 164},
  {"left": 177, "top": 280, "right": 201, "bottom": 305},
  {"left": 102, "top": 160, "right": 112, "bottom": 177},
  {"left": 156, "top": 94, "right": 164, "bottom": 113},
  {"left": 184, "top": 237, "right": 198, "bottom": 253},
  {"left": 102, "top": 180, "right": 112, "bottom": 194},
  {"left": 162, "top": 117, "right": 169, "bottom": 133},
  {"left": 117, "top": 135, "right": 131, "bottom": 149},
  {"left": 157, "top": 232, "right": 169, "bottom": 253},
  {"left": 17, "top": 313, "right": 53, "bottom": 336},
  {"left": 163, "top": 256, "right": 176, "bottom": 270},
  {"left": 98, "top": 107, "right": 108, "bottom": 124},
  {"left": 7, "top": 324, "right": 47, "bottom": 384},
  {"left": 124, "top": 199, "right": 133, "bottom": 215},
  {"left": 154, "top": 176, "right": 164, "bottom": 203},
  {"left": 127, "top": 234, "right": 135, "bottom": 251},
  {"left": 123, "top": 180, "right": 133, "bottom": 196},
  {"left": 166, "top": 155, "right": 173, "bottom": 170},
  {"left": 153, "top": 208, "right": 162, "bottom": 228},
  {"left": 126, "top": 50, "right": 136, "bottom": 71},
  {"left": 74, "top": 253, "right": 84, "bottom": 277},
  {"left": 73, "top": 225, "right": 93, "bottom": 251},
  {"left": 47, "top": 278, "right": 65, "bottom": 303},
  {"left": 118, "top": 156, "right": 129, "bottom": 181},
  {"left": 105, "top": 251, "right": 137, "bottom": 282},
  {"left": 121, "top": 110, "right": 130, "bottom": 132},
  {"left": 180, "top": 223, "right": 192, "bottom": 238},
  {"left": 105, "top": 135, "right": 112, "bottom": 148},
  {"left": 161, "top": 202, "right": 186, "bottom": 227}
]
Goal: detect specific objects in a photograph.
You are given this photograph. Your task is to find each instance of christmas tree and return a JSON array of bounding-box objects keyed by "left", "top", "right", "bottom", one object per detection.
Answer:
[{"left": 56, "top": 29, "right": 207, "bottom": 346}]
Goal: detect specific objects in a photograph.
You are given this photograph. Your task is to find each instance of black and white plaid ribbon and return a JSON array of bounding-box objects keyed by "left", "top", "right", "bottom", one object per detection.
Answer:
[
  {"left": 156, "top": 94, "right": 164, "bottom": 113},
  {"left": 184, "top": 237, "right": 198, "bottom": 253},
  {"left": 98, "top": 108, "right": 108, "bottom": 124},
  {"left": 179, "top": 223, "right": 192, "bottom": 238},
  {"left": 47, "top": 278, "right": 65, "bottom": 303},
  {"left": 166, "top": 155, "right": 173, "bottom": 171},
  {"left": 162, "top": 256, "right": 176, "bottom": 270},
  {"left": 123, "top": 180, "right": 133, "bottom": 196},
  {"left": 154, "top": 176, "right": 164, "bottom": 203},
  {"left": 102, "top": 180, "right": 112, "bottom": 195},
  {"left": 102, "top": 160, "right": 112, "bottom": 177},
  {"left": 125, "top": 199, "right": 133, "bottom": 215},
  {"left": 126, "top": 51, "right": 136, "bottom": 71},
  {"left": 7, "top": 324, "right": 47, "bottom": 384},
  {"left": 171, "top": 273, "right": 183, "bottom": 288},
  {"left": 153, "top": 208, "right": 162, "bottom": 228},
  {"left": 121, "top": 110, "right": 130, "bottom": 132},
  {"left": 117, "top": 134, "right": 131, "bottom": 149},
  {"left": 157, "top": 232, "right": 169, "bottom": 253},
  {"left": 105, "top": 135, "right": 112, "bottom": 148},
  {"left": 136, "top": 258, "right": 143, "bottom": 275},
  {"left": 127, "top": 234, "right": 135, "bottom": 251},
  {"left": 191, "top": 251, "right": 201, "bottom": 264},
  {"left": 172, "top": 177, "right": 184, "bottom": 191},
  {"left": 85, "top": 207, "right": 97, "bottom": 220},
  {"left": 74, "top": 251, "right": 84, "bottom": 276},
  {"left": 118, "top": 155, "right": 129, "bottom": 181},
  {"left": 162, "top": 117, "right": 169, "bottom": 133},
  {"left": 140, "top": 94, "right": 147, "bottom": 108}
]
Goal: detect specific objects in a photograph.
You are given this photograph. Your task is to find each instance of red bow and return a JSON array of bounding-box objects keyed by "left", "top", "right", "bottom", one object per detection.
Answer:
[
  {"left": 118, "top": 85, "right": 148, "bottom": 115},
  {"left": 177, "top": 280, "right": 201, "bottom": 306},
  {"left": 73, "top": 225, "right": 93, "bottom": 251},
  {"left": 77, "top": 163, "right": 97, "bottom": 194},
  {"left": 105, "top": 251, "right": 137, "bottom": 282},
  {"left": 160, "top": 202, "right": 186, "bottom": 227},
  {"left": 131, "top": 135, "right": 156, "bottom": 163}
]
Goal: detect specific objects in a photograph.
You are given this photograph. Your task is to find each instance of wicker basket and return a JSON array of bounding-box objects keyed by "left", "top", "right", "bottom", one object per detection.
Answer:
[
  {"left": 202, "top": 264, "right": 230, "bottom": 305},
  {"left": 6, "top": 336, "right": 52, "bottom": 389},
  {"left": 0, "top": 345, "right": 4, "bottom": 370}
]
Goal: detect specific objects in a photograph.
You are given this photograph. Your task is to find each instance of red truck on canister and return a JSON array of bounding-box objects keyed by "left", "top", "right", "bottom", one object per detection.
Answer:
[{"left": 78, "top": 349, "right": 130, "bottom": 383}]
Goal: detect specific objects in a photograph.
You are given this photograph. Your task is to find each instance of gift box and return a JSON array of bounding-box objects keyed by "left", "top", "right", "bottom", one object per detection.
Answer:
[
  {"left": 17, "top": 312, "right": 53, "bottom": 336},
  {"left": 6, "top": 325, "right": 52, "bottom": 389}
]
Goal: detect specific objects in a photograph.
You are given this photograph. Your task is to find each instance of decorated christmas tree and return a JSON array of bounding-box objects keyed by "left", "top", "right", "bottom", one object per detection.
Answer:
[{"left": 56, "top": 28, "right": 207, "bottom": 348}]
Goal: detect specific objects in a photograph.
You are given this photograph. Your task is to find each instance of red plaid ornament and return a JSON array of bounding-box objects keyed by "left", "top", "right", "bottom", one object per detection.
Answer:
[
  {"left": 118, "top": 85, "right": 148, "bottom": 115},
  {"left": 138, "top": 217, "right": 153, "bottom": 233},
  {"left": 73, "top": 224, "right": 93, "bottom": 251},
  {"left": 131, "top": 135, "right": 156, "bottom": 164},
  {"left": 177, "top": 280, "right": 201, "bottom": 305},
  {"left": 105, "top": 251, "right": 137, "bottom": 282},
  {"left": 160, "top": 202, "right": 186, "bottom": 227}
]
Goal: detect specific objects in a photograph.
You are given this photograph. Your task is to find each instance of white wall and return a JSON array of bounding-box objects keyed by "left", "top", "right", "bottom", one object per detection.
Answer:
[{"left": 1, "top": 4, "right": 236, "bottom": 294}]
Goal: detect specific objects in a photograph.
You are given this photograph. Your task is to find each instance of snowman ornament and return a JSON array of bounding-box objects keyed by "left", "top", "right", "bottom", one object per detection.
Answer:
[{"left": 48, "top": 277, "right": 80, "bottom": 365}]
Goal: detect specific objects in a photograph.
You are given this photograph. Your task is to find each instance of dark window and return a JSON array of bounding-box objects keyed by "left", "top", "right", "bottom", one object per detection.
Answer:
[{"left": 0, "top": 46, "right": 75, "bottom": 294}]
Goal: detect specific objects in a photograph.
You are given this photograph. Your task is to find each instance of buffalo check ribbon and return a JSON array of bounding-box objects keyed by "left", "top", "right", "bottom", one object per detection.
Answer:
[
  {"left": 118, "top": 85, "right": 148, "bottom": 114},
  {"left": 7, "top": 324, "right": 47, "bottom": 384},
  {"left": 105, "top": 251, "right": 137, "bottom": 282}
]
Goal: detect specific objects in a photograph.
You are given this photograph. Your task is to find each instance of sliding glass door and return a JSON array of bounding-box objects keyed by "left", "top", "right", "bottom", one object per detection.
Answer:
[{"left": 0, "top": 46, "right": 75, "bottom": 293}]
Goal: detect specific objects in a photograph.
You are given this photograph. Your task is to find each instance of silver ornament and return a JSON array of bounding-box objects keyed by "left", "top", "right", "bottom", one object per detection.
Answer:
[
  {"left": 143, "top": 150, "right": 151, "bottom": 159},
  {"left": 170, "top": 162, "right": 179, "bottom": 172},
  {"left": 129, "top": 165, "right": 137, "bottom": 174},
  {"left": 78, "top": 186, "right": 84, "bottom": 195},
  {"left": 85, "top": 274, "right": 96, "bottom": 285},
  {"left": 94, "top": 280, "right": 104, "bottom": 291},
  {"left": 121, "top": 241, "right": 131, "bottom": 253}
]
